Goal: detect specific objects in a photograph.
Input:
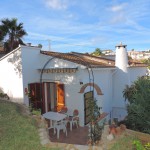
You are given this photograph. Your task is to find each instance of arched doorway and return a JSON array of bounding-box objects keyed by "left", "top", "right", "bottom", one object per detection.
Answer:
[
  {"left": 79, "top": 83, "right": 103, "bottom": 125},
  {"left": 79, "top": 82, "right": 103, "bottom": 95}
]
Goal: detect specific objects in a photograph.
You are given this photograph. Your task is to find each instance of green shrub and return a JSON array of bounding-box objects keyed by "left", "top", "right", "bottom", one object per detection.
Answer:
[
  {"left": 133, "top": 140, "right": 145, "bottom": 150},
  {"left": 32, "top": 109, "right": 41, "bottom": 116},
  {"left": 123, "top": 76, "right": 150, "bottom": 134},
  {"left": 0, "top": 93, "right": 9, "bottom": 99},
  {"left": 144, "top": 142, "right": 150, "bottom": 150}
]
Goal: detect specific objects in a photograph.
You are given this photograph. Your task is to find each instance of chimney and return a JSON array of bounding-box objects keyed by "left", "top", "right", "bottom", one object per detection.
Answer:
[
  {"left": 113, "top": 42, "right": 130, "bottom": 118},
  {"left": 115, "top": 42, "right": 128, "bottom": 73}
]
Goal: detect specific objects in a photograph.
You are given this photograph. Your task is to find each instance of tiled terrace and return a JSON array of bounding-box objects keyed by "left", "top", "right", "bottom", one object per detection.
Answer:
[
  {"left": 48, "top": 123, "right": 89, "bottom": 145},
  {"left": 47, "top": 112, "right": 108, "bottom": 145}
]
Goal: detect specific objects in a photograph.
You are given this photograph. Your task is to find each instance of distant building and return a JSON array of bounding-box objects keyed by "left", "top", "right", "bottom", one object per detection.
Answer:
[
  {"left": 102, "top": 50, "right": 113, "bottom": 54},
  {"left": 128, "top": 51, "right": 150, "bottom": 60}
]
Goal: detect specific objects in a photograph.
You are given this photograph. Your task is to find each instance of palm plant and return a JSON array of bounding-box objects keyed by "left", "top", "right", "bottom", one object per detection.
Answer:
[
  {"left": 0, "top": 18, "right": 27, "bottom": 53},
  {"left": 123, "top": 84, "right": 137, "bottom": 103}
]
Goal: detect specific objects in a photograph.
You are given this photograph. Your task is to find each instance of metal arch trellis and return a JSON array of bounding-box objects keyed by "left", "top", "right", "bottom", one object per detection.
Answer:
[{"left": 39, "top": 53, "right": 95, "bottom": 113}]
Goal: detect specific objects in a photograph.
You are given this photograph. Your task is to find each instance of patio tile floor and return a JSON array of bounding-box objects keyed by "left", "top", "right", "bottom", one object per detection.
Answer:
[{"left": 48, "top": 123, "right": 89, "bottom": 145}]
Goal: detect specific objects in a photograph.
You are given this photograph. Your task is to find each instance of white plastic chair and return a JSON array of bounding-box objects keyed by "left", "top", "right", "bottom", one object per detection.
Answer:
[
  {"left": 69, "top": 109, "right": 79, "bottom": 131},
  {"left": 53, "top": 120, "right": 67, "bottom": 139}
]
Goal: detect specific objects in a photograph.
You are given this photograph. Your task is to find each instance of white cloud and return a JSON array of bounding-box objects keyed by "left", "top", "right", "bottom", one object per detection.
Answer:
[
  {"left": 110, "top": 13, "right": 127, "bottom": 24},
  {"left": 44, "top": 0, "right": 68, "bottom": 10},
  {"left": 91, "top": 37, "right": 107, "bottom": 45},
  {"left": 26, "top": 32, "right": 66, "bottom": 41},
  {"left": 110, "top": 3, "right": 128, "bottom": 12},
  {"left": 107, "top": 3, "right": 128, "bottom": 24}
]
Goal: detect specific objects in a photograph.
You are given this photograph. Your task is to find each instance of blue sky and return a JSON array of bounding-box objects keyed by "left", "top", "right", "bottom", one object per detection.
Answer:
[{"left": 0, "top": 0, "right": 150, "bottom": 52}]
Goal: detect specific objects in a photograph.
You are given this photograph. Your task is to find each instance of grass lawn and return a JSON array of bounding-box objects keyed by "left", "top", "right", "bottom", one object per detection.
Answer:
[
  {"left": 0, "top": 100, "right": 59, "bottom": 150},
  {"left": 109, "top": 131, "right": 150, "bottom": 150},
  {"left": 109, "top": 135, "right": 137, "bottom": 150}
]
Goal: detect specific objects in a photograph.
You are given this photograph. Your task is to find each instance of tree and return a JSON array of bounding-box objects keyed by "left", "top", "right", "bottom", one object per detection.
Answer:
[
  {"left": 0, "top": 18, "right": 27, "bottom": 53},
  {"left": 123, "top": 76, "right": 150, "bottom": 134},
  {"left": 141, "top": 58, "right": 150, "bottom": 69},
  {"left": 91, "top": 48, "right": 102, "bottom": 56},
  {"left": 38, "top": 44, "right": 42, "bottom": 48}
]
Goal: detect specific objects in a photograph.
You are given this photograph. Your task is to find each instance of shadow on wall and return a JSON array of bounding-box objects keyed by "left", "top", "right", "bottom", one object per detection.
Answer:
[{"left": 7, "top": 50, "right": 22, "bottom": 78}]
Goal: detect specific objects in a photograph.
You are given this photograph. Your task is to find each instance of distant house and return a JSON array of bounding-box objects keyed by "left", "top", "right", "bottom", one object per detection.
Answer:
[
  {"left": 128, "top": 51, "right": 150, "bottom": 60},
  {"left": 0, "top": 43, "right": 147, "bottom": 126},
  {"left": 102, "top": 49, "right": 113, "bottom": 54}
]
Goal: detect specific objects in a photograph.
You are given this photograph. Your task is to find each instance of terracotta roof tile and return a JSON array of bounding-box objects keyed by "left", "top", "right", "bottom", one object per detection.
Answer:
[
  {"left": 40, "top": 51, "right": 115, "bottom": 68},
  {"left": 129, "top": 60, "right": 148, "bottom": 67},
  {"left": 40, "top": 51, "right": 147, "bottom": 68}
]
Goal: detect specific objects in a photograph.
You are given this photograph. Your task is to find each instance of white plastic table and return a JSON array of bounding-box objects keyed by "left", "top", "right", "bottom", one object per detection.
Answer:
[{"left": 42, "top": 111, "right": 67, "bottom": 130}]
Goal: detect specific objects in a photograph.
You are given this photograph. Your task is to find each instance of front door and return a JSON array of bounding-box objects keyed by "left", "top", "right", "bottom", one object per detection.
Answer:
[
  {"left": 57, "top": 83, "right": 65, "bottom": 111},
  {"left": 43, "top": 82, "right": 65, "bottom": 112},
  {"left": 28, "top": 82, "right": 65, "bottom": 113},
  {"left": 43, "top": 82, "right": 57, "bottom": 112}
]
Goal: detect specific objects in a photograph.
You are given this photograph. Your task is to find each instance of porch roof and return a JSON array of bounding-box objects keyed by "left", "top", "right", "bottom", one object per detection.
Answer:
[{"left": 38, "top": 67, "right": 78, "bottom": 73}]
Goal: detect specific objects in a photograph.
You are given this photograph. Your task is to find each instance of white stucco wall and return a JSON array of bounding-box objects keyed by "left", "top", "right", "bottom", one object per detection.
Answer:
[
  {"left": 129, "top": 67, "right": 147, "bottom": 84},
  {"left": 0, "top": 48, "right": 23, "bottom": 103},
  {"left": 112, "top": 66, "right": 147, "bottom": 121},
  {"left": 21, "top": 46, "right": 50, "bottom": 105},
  {"left": 112, "top": 71, "right": 128, "bottom": 121},
  {"left": 91, "top": 69, "right": 113, "bottom": 114}
]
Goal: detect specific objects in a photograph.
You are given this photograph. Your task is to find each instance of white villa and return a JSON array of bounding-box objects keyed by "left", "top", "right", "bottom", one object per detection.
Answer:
[{"left": 0, "top": 43, "right": 147, "bottom": 126}]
